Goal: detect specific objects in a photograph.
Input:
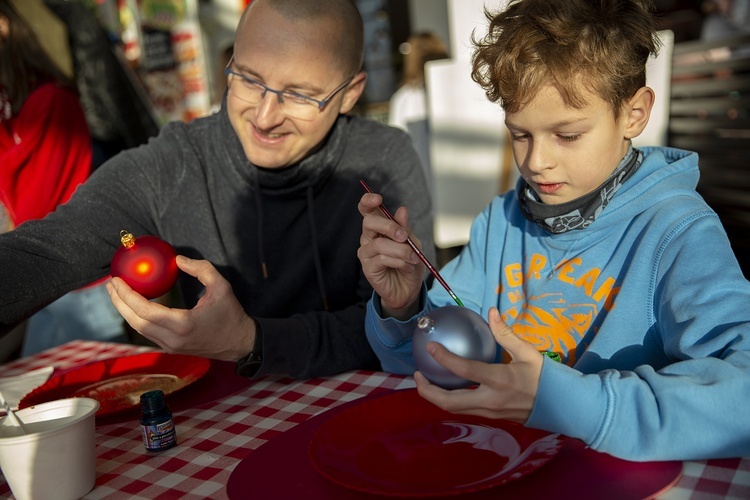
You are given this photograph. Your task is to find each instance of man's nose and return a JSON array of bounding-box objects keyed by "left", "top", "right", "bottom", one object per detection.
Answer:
[{"left": 255, "top": 90, "right": 286, "bottom": 127}]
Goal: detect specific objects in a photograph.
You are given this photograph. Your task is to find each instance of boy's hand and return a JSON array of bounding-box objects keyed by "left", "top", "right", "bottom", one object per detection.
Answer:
[
  {"left": 414, "top": 308, "right": 543, "bottom": 423},
  {"left": 358, "top": 193, "right": 425, "bottom": 319},
  {"left": 106, "top": 256, "right": 256, "bottom": 362}
]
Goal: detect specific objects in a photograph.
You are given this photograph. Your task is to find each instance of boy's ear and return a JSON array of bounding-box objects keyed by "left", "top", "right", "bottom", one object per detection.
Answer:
[{"left": 623, "top": 86, "right": 655, "bottom": 139}]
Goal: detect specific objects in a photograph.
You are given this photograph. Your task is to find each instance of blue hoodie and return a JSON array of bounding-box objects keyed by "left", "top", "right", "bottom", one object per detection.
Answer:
[{"left": 365, "top": 146, "right": 750, "bottom": 461}]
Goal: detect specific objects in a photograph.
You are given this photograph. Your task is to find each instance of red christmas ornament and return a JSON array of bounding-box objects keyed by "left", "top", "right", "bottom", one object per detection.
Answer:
[{"left": 111, "top": 230, "right": 178, "bottom": 299}]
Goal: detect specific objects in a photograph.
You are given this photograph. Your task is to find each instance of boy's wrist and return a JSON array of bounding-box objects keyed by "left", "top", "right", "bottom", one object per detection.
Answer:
[
  {"left": 380, "top": 288, "right": 424, "bottom": 321},
  {"left": 381, "top": 301, "right": 419, "bottom": 321}
]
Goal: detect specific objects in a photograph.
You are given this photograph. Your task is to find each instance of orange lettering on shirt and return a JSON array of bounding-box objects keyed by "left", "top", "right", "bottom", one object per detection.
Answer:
[
  {"left": 507, "top": 289, "right": 523, "bottom": 304},
  {"left": 526, "top": 253, "right": 547, "bottom": 280},
  {"left": 502, "top": 307, "right": 518, "bottom": 321},
  {"left": 575, "top": 267, "right": 600, "bottom": 297},
  {"left": 592, "top": 276, "right": 616, "bottom": 302},
  {"left": 505, "top": 262, "right": 523, "bottom": 287},
  {"left": 557, "top": 257, "right": 582, "bottom": 285}
]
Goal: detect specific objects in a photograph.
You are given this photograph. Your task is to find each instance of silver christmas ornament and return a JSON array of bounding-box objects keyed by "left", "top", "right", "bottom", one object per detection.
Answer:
[{"left": 412, "top": 306, "right": 496, "bottom": 389}]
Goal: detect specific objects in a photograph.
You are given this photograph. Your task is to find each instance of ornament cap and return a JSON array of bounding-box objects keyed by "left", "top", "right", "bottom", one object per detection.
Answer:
[
  {"left": 120, "top": 230, "right": 136, "bottom": 249},
  {"left": 417, "top": 315, "right": 435, "bottom": 333}
]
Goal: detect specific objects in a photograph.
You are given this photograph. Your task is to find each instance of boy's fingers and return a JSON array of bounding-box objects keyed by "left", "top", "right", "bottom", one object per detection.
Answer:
[{"left": 488, "top": 307, "right": 536, "bottom": 362}]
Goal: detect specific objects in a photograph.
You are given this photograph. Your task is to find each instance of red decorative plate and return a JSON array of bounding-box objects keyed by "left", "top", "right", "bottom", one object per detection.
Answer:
[
  {"left": 308, "top": 389, "right": 563, "bottom": 497},
  {"left": 19, "top": 352, "right": 210, "bottom": 416}
]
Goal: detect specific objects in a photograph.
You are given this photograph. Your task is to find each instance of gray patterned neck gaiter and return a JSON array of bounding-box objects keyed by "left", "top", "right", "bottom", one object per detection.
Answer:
[{"left": 518, "top": 146, "right": 643, "bottom": 234}]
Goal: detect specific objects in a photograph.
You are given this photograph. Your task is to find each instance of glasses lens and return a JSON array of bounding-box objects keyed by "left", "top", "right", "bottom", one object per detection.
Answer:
[
  {"left": 228, "top": 73, "right": 318, "bottom": 121},
  {"left": 228, "top": 74, "right": 264, "bottom": 104}
]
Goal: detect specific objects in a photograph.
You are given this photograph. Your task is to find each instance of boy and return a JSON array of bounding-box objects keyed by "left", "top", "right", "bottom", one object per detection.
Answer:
[{"left": 358, "top": 0, "right": 750, "bottom": 461}]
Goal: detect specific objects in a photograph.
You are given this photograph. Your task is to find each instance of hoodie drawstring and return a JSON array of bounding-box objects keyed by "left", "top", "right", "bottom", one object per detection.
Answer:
[
  {"left": 252, "top": 176, "right": 328, "bottom": 310},
  {"left": 306, "top": 185, "right": 329, "bottom": 311},
  {"left": 253, "top": 174, "right": 269, "bottom": 278}
]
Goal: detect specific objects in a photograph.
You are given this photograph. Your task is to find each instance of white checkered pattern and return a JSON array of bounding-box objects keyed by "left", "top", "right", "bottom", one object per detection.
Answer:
[{"left": 0, "top": 340, "right": 747, "bottom": 499}]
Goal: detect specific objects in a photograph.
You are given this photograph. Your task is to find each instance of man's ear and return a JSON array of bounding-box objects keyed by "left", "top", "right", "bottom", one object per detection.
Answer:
[
  {"left": 0, "top": 16, "right": 9, "bottom": 39},
  {"left": 623, "top": 86, "right": 655, "bottom": 140},
  {"left": 339, "top": 71, "right": 367, "bottom": 114}
]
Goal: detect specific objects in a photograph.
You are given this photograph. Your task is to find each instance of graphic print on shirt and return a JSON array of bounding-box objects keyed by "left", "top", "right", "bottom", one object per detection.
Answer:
[{"left": 498, "top": 254, "right": 620, "bottom": 365}]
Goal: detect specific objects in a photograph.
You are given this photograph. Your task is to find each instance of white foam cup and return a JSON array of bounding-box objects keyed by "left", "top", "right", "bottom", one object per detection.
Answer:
[{"left": 0, "top": 397, "right": 99, "bottom": 500}]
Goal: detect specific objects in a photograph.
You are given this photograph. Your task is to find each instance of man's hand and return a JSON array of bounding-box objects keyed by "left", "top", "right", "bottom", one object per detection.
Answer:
[
  {"left": 414, "top": 308, "right": 543, "bottom": 423},
  {"left": 357, "top": 192, "right": 425, "bottom": 319},
  {"left": 106, "top": 255, "right": 255, "bottom": 362}
]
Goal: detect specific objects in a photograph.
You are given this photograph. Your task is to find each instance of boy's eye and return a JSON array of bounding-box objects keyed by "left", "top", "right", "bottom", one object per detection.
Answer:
[
  {"left": 559, "top": 134, "right": 582, "bottom": 142},
  {"left": 509, "top": 133, "right": 581, "bottom": 142}
]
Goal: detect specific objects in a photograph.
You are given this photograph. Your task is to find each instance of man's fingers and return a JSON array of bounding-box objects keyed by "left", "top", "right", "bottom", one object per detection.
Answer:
[
  {"left": 108, "top": 277, "right": 152, "bottom": 318},
  {"left": 176, "top": 256, "right": 220, "bottom": 288},
  {"left": 107, "top": 278, "right": 180, "bottom": 332}
]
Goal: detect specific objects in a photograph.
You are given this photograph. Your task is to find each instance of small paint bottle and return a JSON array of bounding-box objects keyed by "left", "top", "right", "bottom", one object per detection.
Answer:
[{"left": 139, "top": 390, "right": 176, "bottom": 451}]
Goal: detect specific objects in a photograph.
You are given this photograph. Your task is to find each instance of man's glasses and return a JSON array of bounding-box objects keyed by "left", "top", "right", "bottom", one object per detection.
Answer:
[{"left": 225, "top": 58, "right": 353, "bottom": 121}]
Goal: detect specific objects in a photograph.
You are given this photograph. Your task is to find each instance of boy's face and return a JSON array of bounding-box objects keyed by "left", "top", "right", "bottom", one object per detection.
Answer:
[
  {"left": 227, "top": 3, "right": 364, "bottom": 169},
  {"left": 505, "top": 85, "right": 633, "bottom": 205}
]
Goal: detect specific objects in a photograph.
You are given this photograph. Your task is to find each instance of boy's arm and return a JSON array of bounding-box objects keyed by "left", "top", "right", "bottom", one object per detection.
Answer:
[
  {"left": 364, "top": 203, "right": 497, "bottom": 374},
  {"left": 529, "top": 215, "right": 750, "bottom": 461},
  {"left": 364, "top": 289, "right": 427, "bottom": 375},
  {"left": 358, "top": 193, "right": 426, "bottom": 318}
]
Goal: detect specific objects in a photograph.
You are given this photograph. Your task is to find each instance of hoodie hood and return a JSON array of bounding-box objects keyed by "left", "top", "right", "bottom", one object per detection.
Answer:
[{"left": 599, "top": 146, "right": 700, "bottom": 220}]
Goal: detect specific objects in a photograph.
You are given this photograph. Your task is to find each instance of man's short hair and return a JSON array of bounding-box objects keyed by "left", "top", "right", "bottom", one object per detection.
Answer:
[{"left": 243, "top": 0, "right": 364, "bottom": 76}]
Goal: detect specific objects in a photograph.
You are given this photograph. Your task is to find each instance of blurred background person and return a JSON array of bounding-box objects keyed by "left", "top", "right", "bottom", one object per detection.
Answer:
[
  {"left": 0, "top": 0, "right": 126, "bottom": 358},
  {"left": 701, "top": 0, "right": 750, "bottom": 40},
  {"left": 43, "top": 0, "right": 159, "bottom": 169},
  {"left": 388, "top": 31, "right": 448, "bottom": 188}
]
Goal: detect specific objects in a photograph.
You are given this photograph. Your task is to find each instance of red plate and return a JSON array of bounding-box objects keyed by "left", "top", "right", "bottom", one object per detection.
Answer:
[
  {"left": 19, "top": 352, "right": 210, "bottom": 416},
  {"left": 308, "top": 389, "right": 562, "bottom": 497}
]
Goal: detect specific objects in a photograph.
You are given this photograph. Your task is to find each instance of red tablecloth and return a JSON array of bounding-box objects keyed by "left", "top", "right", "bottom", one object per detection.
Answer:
[{"left": 0, "top": 340, "right": 747, "bottom": 499}]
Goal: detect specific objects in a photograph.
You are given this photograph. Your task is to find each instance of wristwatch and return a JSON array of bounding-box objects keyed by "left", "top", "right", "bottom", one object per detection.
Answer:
[{"left": 236, "top": 321, "right": 263, "bottom": 377}]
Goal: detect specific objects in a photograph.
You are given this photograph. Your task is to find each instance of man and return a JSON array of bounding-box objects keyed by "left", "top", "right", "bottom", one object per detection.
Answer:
[{"left": 0, "top": 0, "right": 434, "bottom": 379}]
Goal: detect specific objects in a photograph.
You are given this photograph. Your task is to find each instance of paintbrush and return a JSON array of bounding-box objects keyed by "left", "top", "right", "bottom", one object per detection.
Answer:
[{"left": 359, "top": 179, "right": 464, "bottom": 307}]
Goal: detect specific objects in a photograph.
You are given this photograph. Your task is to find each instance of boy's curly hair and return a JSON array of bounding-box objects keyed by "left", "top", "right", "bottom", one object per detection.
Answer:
[{"left": 471, "top": 0, "right": 660, "bottom": 119}]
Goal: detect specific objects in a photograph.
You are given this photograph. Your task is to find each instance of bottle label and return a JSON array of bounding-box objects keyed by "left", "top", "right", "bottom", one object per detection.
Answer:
[{"left": 141, "top": 419, "right": 176, "bottom": 451}]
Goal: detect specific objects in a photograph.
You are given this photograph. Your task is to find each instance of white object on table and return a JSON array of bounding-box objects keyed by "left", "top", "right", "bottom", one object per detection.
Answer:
[
  {"left": 0, "top": 366, "right": 53, "bottom": 410},
  {"left": 0, "top": 391, "right": 26, "bottom": 435},
  {"left": 0, "top": 398, "right": 99, "bottom": 500}
]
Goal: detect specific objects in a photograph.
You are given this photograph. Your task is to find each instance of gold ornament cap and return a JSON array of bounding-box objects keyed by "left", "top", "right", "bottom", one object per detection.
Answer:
[{"left": 120, "top": 230, "right": 136, "bottom": 249}]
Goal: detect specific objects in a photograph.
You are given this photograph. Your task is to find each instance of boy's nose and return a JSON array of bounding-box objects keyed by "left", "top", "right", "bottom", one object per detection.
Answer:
[{"left": 526, "top": 142, "right": 555, "bottom": 174}]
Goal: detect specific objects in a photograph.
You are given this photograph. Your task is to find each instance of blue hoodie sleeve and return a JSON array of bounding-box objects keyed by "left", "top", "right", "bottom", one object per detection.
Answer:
[
  {"left": 528, "top": 212, "right": 750, "bottom": 461},
  {"left": 364, "top": 203, "right": 498, "bottom": 372},
  {"left": 365, "top": 291, "right": 422, "bottom": 375}
]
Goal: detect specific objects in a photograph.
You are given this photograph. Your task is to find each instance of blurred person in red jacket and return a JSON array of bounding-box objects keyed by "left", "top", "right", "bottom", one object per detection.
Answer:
[{"left": 0, "top": 0, "right": 126, "bottom": 356}]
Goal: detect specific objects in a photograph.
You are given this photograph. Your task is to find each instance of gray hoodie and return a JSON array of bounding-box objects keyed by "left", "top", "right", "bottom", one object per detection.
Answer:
[{"left": 0, "top": 104, "right": 434, "bottom": 379}]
